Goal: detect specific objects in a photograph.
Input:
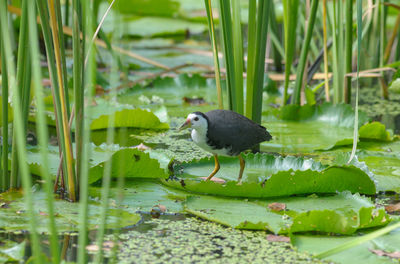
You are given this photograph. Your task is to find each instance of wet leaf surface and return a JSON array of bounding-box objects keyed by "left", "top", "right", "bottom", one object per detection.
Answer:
[{"left": 166, "top": 153, "right": 376, "bottom": 197}]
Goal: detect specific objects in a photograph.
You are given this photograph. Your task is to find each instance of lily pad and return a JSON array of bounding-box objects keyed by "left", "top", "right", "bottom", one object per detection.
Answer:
[
  {"left": 0, "top": 190, "right": 140, "bottom": 233},
  {"left": 90, "top": 105, "right": 169, "bottom": 130},
  {"left": 261, "top": 103, "right": 370, "bottom": 153},
  {"left": 359, "top": 154, "right": 400, "bottom": 192},
  {"left": 292, "top": 227, "right": 400, "bottom": 264},
  {"left": 24, "top": 145, "right": 170, "bottom": 185},
  {"left": 359, "top": 122, "right": 392, "bottom": 142},
  {"left": 185, "top": 192, "right": 390, "bottom": 234},
  {"left": 0, "top": 240, "right": 25, "bottom": 262},
  {"left": 164, "top": 153, "right": 376, "bottom": 198},
  {"left": 89, "top": 148, "right": 170, "bottom": 184},
  {"left": 89, "top": 180, "right": 188, "bottom": 214}
]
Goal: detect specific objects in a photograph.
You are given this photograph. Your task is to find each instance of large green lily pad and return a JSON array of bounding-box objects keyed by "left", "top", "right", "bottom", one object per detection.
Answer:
[
  {"left": 24, "top": 145, "right": 170, "bottom": 185},
  {"left": 261, "top": 103, "right": 371, "bottom": 153},
  {"left": 164, "top": 153, "right": 376, "bottom": 198},
  {"left": 185, "top": 192, "right": 390, "bottom": 234},
  {"left": 0, "top": 190, "right": 140, "bottom": 233}
]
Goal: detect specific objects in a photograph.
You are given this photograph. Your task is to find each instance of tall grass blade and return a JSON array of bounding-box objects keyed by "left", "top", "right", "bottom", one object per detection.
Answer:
[
  {"left": 219, "top": 0, "right": 236, "bottom": 111},
  {"left": 344, "top": 0, "right": 353, "bottom": 103},
  {"left": 251, "top": 0, "right": 270, "bottom": 124},
  {"left": 0, "top": 37, "right": 9, "bottom": 191},
  {"left": 48, "top": 0, "right": 76, "bottom": 201},
  {"left": 54, "top": 0, "right": 70, "bottom": 116},
  {"left": 348, "top": 0, "right": 362, "bottom": 164},
  {"left": 245, "top": 0, "right": 256, "bottom": 119},
  {"left": 231, "top": 0, "right": 244, "bottom": 114},
  {"left": 78, "top": 1, "right": 95, "bottom": 262},
  {"left": 282, "top": 0, "right": 299, "bottom": 105},
  {"left": 94, "top": 2, "right": 119, "bottom": 262},
  {"left": 36, "top": 0, "right": 76, "bottom": 201},
  {"left": 10, "top": 0, "right": 31, "bottom": 189},
  {"left": 27, "top": 1, "right": 60, "bottom": 262},
  {"left": 0, "top": 0, "right": 42, "bottom": 262},
  {"left": 204, "top": 0, "right": 223, "bottom": 109},
  {"left": 268, "top": 1, "right": 282, "bottom": 72},
  {"left": 322, "top": 0, "right": 330, "bottom": 102},
  {"left": 72, "top": 0, "right": 83, "bottom": 186},
  {"left": 293, "top": 0, "right": 319, "bottom": 105}
]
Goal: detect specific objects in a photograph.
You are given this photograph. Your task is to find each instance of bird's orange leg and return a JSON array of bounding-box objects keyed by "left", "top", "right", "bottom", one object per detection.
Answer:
[
  {"left": 237, "top": 154, "right": 245, "bottom": 183},
  {"left": 206, "top": 154, "right": 220, "bottom": 181}
]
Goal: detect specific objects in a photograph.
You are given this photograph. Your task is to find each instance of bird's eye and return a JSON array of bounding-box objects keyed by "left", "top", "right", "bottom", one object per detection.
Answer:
[{"left": 194, "top": 117, "right": 199, "bottom": 121}]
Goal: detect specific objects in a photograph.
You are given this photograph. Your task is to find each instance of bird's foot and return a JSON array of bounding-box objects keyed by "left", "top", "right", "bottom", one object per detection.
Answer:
[
  {"left": 200, "top": 176, "right": 226, "bottom": 184},
  {"left": 236, "top": 180, "right": 243, "bottom": 186}
]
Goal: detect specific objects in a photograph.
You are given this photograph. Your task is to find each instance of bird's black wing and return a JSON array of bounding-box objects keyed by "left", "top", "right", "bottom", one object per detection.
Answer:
[{"left": 205, "top": 110, "right": 271, "bottom": 155}]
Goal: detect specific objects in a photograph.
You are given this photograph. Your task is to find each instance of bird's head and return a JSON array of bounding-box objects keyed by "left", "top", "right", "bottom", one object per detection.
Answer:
[{"left": 179, "top": 112, "right": 208, "bottom": 131}]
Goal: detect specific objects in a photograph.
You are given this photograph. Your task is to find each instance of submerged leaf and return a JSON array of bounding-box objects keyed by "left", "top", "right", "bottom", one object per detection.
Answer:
[{"left": 0, "top": 190, "right": 140, "bottom": 233}]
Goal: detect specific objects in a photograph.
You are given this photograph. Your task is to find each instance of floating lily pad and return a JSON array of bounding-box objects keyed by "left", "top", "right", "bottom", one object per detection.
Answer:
[
  {"left": 359, "top": 154, "right": 400, "bottom": 192},
  {"left": 359, "top": 122, "right": 392, "bottom": 142},
  {"left": 89, "top": 180, "right": 187, "bottom": 214},
  {"left": 261, "top": 103, "right": 371, "bottom": 153},
  {"left": 90, "top": 106, "right": 169, "bottom": 130},
  {"left": 89, "top": 148, "right": 170, "bottom": 184},
  {"left": 185, "top": 192, "right": 390, "bottom": 234},
  {"left": 0, "top": 240, "right": 25, "bottom": 262},
  {"left": 0, "top": 190, "right": 140, "bottom": 233},
  {"left": 164, "top": 153, "right": 376, "bottom": 198},
  {"left": 292, "top": 227, "right": 400, "bottom": 264},
  {"left": 24, "top": 145, "right": 170, "bottom": 185}
]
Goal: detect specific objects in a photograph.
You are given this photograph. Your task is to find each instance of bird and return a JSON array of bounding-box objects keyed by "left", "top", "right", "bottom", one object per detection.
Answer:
[{"left": 179, "top": 109, "right": 272, "bottom": 183}]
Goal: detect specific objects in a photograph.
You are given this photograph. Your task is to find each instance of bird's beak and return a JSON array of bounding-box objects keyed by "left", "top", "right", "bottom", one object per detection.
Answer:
[{"left": 179, "top": 119, "right": 191, "bottom": 130}]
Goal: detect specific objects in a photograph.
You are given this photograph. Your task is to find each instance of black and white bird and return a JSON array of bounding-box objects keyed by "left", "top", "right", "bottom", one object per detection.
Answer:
[{"left": 179, "top": 109, "right": 272, "bottom": 183}]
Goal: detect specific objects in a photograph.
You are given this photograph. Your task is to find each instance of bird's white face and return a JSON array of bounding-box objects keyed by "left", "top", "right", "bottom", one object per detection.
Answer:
[{"left": 179, "top": 112, "right": 208, "bottom": 131}]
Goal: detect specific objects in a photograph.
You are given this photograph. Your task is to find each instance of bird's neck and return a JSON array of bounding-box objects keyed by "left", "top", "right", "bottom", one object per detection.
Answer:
[{"left": 193, "top": 127, "right": 207, "bottom": 136}]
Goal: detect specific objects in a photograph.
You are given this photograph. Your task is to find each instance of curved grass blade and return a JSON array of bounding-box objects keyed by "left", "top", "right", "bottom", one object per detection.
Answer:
[
  {"left": 315, "top": 221, "right": 400, "bottom": 259},
  {"left": 0, "top": 0, "right": 42, "bottom": 262},
  {"left": 348, "top": 0, "right": 362, "bottom": 163}
]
